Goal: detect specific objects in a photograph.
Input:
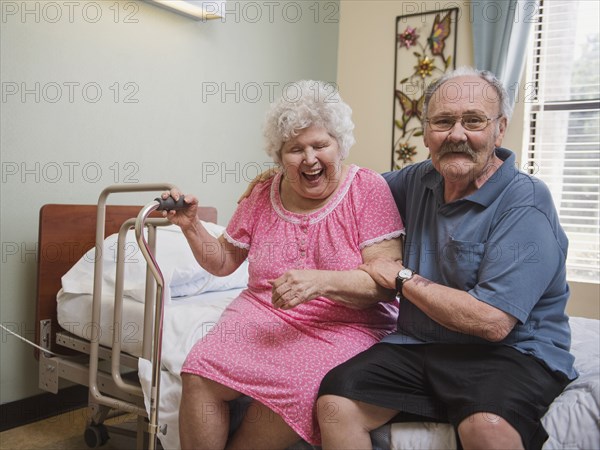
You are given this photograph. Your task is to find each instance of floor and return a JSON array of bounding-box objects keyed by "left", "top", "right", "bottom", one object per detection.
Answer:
[{"left": 0, "top": 408, "right": 145, "bottom": 450}]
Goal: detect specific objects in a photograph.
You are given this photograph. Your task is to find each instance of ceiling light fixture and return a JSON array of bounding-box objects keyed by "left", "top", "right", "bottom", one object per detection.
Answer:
[{"left": 145, "top": 0, "right": 225, "bottom": 21}]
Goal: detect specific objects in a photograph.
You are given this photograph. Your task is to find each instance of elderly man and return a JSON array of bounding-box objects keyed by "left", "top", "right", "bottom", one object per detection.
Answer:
[{"left": 317, "top": 67, "right": 576, "bottom": 450}]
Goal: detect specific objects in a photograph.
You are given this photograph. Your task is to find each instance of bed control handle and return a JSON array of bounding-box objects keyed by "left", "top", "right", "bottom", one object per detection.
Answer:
[{"left": 154, "top": 196, "right": 186, "bottom": 211}]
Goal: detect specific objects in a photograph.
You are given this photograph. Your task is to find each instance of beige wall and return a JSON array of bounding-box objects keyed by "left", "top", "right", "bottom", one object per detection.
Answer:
[
  {"left": 337, "top": 0, "right": 598, "bottom": 318},
  {"left": 568, "top": 282, "right": 600, "bottom": 319},
  {"left": 338, "top": 1, "right": 475, "bottom": 172}
]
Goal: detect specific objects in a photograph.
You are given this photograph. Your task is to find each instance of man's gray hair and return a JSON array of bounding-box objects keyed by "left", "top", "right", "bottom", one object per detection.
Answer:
[{"left": 422, "top": 67, "right": 513, "bottom": 122}]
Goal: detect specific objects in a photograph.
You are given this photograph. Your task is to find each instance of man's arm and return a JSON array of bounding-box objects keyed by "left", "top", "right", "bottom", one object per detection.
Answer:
[
  {"left": 403, "top": 274, "right": 518, "bottom": 342},
  {"left": 237, "top": 167, "right": 279, "bottom": 203},
  {"left": 359, "top": 258, "right": 517, "bottom": 342}
]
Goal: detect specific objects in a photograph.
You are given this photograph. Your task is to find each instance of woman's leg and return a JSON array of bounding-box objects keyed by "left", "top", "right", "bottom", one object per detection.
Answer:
[
  {"left": 317, "top": 395, "right": 398, "bottom": 450},
  {"left": 227, "top": 400, "right": 301, "bottom": 450},
  {"left": 179, "top": 373, "right": 241, "bottom": 450}
]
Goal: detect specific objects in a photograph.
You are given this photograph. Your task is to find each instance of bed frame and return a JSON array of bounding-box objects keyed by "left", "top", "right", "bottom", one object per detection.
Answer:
[
  {"left": 35, "top": 185, "right": 217, "bottom": 449},
  {"left": 34, "top": 187, "right": 599, "bottom": 450}
]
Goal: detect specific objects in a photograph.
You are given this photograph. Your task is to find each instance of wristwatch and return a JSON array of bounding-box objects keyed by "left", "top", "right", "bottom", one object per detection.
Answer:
[{"left": 395, "top": 268, "right": 415, "bottom": 297}]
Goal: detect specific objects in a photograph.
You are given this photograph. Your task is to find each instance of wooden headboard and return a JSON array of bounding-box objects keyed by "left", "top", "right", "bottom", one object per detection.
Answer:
[{"left": 35, "top": 204, "right": 217, "bottom": 357}]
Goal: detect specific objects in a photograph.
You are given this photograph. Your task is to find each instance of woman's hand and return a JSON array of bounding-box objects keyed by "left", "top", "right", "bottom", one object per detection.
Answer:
[
  {"left": 269, "top": 270, "right": 323, "bottom": 310},
  {"left": 358, "top": 258, "right": 403, "bottom": 291},
  {"left": 160, "top": 189, "right": 198, "bottom": 231}
]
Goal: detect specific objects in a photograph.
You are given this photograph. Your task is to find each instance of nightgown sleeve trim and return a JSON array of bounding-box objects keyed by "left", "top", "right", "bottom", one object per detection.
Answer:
[{"left": 359, "top": 229, "right": 405, "bottom": 250}]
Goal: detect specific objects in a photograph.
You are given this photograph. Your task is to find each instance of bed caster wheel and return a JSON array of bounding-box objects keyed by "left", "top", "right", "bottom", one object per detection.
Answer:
[{"left": 84, "top": 423, "right": 109, "bottom": 448}]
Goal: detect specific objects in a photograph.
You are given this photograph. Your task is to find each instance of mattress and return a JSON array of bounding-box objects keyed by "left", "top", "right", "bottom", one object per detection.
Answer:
[{"left": 56, "top": 288, "right": 242, "bottom": 359}]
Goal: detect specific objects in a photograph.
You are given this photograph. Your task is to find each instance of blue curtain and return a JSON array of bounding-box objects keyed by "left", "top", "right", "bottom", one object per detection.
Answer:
[{"left": 472, "top": 0, "right": 537, "bottom": 109}]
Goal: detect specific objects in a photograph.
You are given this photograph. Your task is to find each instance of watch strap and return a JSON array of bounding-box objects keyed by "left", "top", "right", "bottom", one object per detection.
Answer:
[{"left": 396, "top": 268, "right": 416, "bottom": 297}]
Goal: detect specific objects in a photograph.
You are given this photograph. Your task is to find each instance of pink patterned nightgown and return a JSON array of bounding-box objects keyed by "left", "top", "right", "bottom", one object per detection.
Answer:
[{"left": 181, "top": 165, "right": 404, "bottom": 444}]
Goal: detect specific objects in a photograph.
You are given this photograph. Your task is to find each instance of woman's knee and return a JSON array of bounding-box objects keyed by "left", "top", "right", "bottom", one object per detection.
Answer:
[
  {"left": 181, "top": 373, "right": 240, "bottom": 402},
  {"left": 182, "top": 373, "right": 211, "bottom": 394}
]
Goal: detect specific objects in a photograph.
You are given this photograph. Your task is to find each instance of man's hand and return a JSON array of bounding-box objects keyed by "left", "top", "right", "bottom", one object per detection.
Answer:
[
  {"left": 359, "top": 258, "right": 403, "bottom": 291},
  {"left": 237, "top": 167, "right": 280, "bottom": 203}
]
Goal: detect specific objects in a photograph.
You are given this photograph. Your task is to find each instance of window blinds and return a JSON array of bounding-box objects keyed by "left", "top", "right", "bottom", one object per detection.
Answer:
[{"left": 522, "top": 0, "right": 600, "bottom": 283}]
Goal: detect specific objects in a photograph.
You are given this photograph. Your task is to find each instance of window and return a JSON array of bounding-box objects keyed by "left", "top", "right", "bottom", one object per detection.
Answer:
[{"left": 522, "top": 0, "right": 600, "bottom": 283}]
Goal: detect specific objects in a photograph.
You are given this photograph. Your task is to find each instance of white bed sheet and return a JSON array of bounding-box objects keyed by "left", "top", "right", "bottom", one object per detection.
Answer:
[{"left": 541, "top": 317, "right": 600, "bottom": 450}]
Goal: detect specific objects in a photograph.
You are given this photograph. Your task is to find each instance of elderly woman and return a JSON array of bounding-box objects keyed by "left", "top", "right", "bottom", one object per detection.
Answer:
[{"left": 163, "top": 80, "right": 404, "bottom": 450}]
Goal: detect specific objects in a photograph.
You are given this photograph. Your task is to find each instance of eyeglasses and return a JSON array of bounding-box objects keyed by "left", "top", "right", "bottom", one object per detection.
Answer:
[{"left": 425, "top": 114, "right": 502, "bottom": 132}]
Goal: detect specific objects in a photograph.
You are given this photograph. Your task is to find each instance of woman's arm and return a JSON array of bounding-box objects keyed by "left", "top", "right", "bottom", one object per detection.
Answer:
[
  {"left": 270, "top": 237, "right": 403, "bottom": 310},
  {"left": 162, "top": 190, "right": 248, "bottom": 276}
]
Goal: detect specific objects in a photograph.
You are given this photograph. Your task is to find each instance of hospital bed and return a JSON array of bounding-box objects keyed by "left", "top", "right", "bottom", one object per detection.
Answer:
[{"left": 36, "top": 184, "right": 600, "bottom": 449}]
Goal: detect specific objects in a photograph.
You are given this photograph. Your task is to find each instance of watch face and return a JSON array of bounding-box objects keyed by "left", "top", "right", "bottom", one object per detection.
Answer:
[
  {"left": 396, "top": 268, "right": 413, "bottom": 295},
  {"left": 399, "top": 268, "right": 413, "bottom": 279}
]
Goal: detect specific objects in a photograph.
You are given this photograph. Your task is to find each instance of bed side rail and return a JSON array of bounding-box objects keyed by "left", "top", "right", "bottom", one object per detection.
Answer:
[
  {"left": 89, "top": 184, "right": 188, "bottom": 450},
  {"left": 88, "top": 184, "right": 175, "bottom": 417}
]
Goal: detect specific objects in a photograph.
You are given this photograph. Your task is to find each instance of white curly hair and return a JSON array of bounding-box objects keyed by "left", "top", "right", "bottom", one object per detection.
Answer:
[{"left": 263, "top": 80, "right": 355, "bottom": 165}]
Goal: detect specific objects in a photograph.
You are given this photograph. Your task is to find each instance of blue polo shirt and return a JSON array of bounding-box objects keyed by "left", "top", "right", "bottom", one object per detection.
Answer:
[{"left": 381, "top": 148, "right": 576, "bottom": 379}]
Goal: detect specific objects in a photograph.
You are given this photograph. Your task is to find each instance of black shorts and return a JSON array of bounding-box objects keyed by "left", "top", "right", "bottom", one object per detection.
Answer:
[{"left": 318, "top": 343, "right": 570, "bottom": 450}]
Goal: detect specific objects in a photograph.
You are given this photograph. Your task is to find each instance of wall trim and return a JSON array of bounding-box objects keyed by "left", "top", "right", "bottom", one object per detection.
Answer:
[{"left": 0, "top": 385, "right": 88, "bottom": 432}]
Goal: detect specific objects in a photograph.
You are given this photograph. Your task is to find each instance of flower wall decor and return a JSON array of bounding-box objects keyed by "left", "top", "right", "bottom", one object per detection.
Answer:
[{"left": 391, "top": 8, "right": 458, "bottom": 169}]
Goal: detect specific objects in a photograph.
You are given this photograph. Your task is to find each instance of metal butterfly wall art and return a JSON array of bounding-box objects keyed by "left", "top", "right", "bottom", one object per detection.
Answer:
[
  {"left": 392, "top": 8, "right": 457, "bottom": 168},
  {"left": 428, "top": 11, "right": 453, "bottom": 67}
]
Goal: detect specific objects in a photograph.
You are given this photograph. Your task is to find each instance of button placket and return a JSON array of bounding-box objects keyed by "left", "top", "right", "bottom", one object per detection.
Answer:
[{"left": 299, "top": 218, "right": 309, "bottom": 260}]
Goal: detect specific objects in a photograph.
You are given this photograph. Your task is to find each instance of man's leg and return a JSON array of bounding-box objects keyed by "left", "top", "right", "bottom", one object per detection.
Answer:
[
  {"left": 458, "top": 412, "right": 524, "bottom": 450},
  {"left": 179, "top": 373, "right": 241, "bottom": 450},
  {"left": 317, "top": 395, "right": 398, "bottom": 449},
  {"left": 317, "top": 344, "right": 434, "bottom": 449},
  {"left": 428, "top": 344, "right": 570, "bottom": 450}
]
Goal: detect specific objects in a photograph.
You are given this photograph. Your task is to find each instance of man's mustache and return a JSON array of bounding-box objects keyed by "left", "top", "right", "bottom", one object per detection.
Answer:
[{"left": 436, "top": 142, "right": 477, "bottom": 161}]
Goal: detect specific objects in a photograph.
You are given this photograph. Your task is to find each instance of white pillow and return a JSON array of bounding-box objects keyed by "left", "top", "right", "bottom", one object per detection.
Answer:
[{"left": 61, "top": 222, "right": 248, "bottom": 303}]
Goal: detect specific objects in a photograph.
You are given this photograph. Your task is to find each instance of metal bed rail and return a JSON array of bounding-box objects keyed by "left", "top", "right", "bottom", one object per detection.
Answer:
[{"left": 88, "top": 183, "right": 177, "bottom": 450}]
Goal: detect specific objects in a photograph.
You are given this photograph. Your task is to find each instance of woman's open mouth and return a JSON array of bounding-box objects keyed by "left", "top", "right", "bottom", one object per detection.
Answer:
[{"left": 302, "top": 168, "right": 323, "bottom": 182}]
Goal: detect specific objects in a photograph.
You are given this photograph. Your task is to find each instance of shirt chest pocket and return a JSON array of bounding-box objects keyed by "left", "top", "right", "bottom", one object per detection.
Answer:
[{"left": 441, "top": 239, "right": 485, "bottom": 290}]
